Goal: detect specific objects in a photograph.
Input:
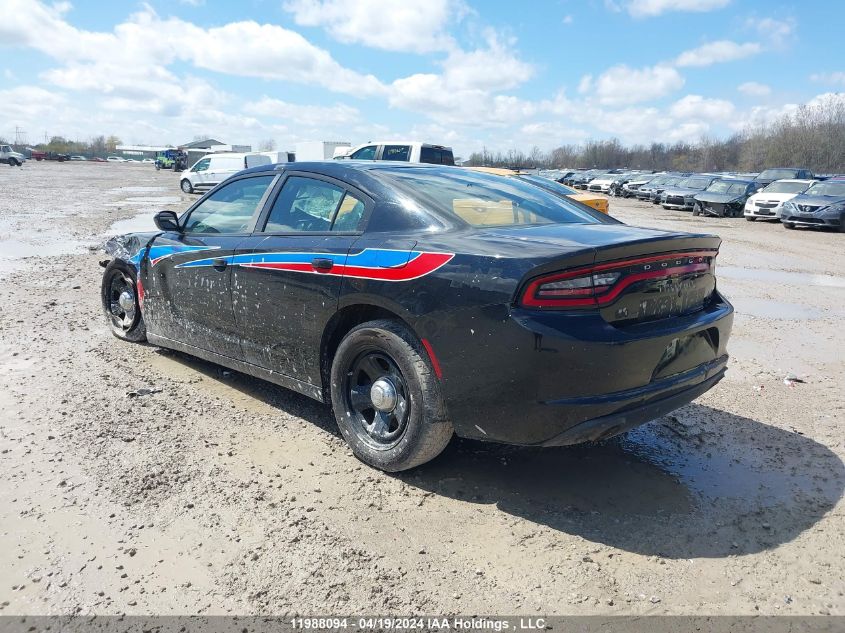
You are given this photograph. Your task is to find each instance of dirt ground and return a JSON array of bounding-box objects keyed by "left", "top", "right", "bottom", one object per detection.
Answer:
[{"left": 0, "top": 162, "right": 843, "bottom": 616}]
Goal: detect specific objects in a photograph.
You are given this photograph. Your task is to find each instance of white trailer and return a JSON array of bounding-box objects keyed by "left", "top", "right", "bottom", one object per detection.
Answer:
[{"left": 294, "top": 141, "right": 351, "bottom": 162}]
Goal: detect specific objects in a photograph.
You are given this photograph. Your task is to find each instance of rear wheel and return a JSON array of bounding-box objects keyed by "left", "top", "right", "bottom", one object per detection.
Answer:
[
  {"left": 180, "top": 179, "right": 193, "bottom": 194},
  {"left": 330, "top": 319, "right": 453, "bottom": 472},
  {"left": 101, "top": 260, "right": 147, "bottom": 342}
]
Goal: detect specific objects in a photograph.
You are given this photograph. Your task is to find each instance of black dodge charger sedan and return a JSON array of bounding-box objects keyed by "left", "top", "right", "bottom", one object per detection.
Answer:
[{"left": 101, "top": 162, "right": 734, "bottom": 471}]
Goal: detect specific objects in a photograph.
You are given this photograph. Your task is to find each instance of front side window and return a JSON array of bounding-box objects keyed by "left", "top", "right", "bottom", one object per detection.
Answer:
[
  {"left": 192, "top": 158, "right": 210, "bottom": 172},
  {"left": 264, "top": 176, "right": 345, "bottom": 233},
  {"left": 350, "top": 145, "right": 377, "bottom": 160},
  {"left": 382, "top": 145, "right": 411, "bottom": 162},
  {"left": 183, "top": 175, "right": 275, "bottom": 234}
]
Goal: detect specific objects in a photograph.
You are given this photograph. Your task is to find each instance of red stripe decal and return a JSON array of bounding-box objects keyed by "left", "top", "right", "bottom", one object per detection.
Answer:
[
  {"left": 240, "top": 252, "right": 453, "bottom": 282},
  {"left": 421, "top": 338, "right": 444, "bottom": 380}
]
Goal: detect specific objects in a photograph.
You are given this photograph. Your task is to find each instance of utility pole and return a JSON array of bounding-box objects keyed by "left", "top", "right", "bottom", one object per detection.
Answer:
[{"left": 15, "top": 126, "right": 27, "bottom": 146}]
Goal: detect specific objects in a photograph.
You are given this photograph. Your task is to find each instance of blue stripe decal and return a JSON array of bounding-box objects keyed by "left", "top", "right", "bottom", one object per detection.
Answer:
[{"left": 175, "top": 248, "right": 421, "bottom": 270}]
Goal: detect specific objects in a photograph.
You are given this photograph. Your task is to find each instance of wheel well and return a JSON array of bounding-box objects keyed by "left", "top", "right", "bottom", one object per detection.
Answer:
[{"left": 319, "top": 304, "right": 411, "bottom": 400}]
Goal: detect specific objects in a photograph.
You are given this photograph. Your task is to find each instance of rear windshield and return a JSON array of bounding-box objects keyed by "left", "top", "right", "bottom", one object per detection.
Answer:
[
  {"left": 379, "top": 168, "right": 608, "bottom": 227},
  {"left": 758, "top": 168, "right": 799, "bottom": 180},
  {"left": 680, "top": 176, "right": 713, "bottom": 189},
  {"left": 706, "top": 180, "right": 750, "bottom": 195},
  {"left": 762, "top": 181, "right": 809, "bottom": 194},
  {"left": 419, "top": 146, "right": 455, "bottom": 166}
]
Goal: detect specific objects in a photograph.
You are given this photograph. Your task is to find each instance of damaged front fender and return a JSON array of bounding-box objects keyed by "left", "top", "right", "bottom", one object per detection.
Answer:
[{"left": 101, "top": 232, "right": 160, "bottom": 270}]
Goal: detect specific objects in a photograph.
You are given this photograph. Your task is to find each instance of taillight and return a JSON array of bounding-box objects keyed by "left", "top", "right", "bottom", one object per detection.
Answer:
[{"left": 520, "top": 250, "right": 717, "bottom": 309}]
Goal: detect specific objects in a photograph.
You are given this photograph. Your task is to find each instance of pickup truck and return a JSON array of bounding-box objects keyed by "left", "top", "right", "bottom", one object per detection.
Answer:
[
  {"left": 0, "top": 144, "right": 26, "bottom": 166},
  {"left": 337, "top": 141, "right": 455, "bottom": 165}
]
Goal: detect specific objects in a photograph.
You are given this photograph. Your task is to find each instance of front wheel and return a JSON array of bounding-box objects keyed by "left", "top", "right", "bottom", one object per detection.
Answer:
[
  {"left": 101, "top": 260, "right": 147, "bottom": 342},
  {"left": 330, "top": 319, "right": 453, "bottom": 472},
  {"left": 180, "top": 179, "right": 193, "bottom": 194},
  {"left": 692, "top": 203, "right": 701, "bottom": 216},
  {"left": 746, "top": 216, "right": 756, "bottom": 222},
  {"left": 783, "top": 222, "right": 795, "bottom": 230}
]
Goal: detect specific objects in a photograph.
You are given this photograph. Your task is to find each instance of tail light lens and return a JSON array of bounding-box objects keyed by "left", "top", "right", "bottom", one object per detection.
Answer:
[{"left": 520, "top": 250, "right": 717, "bottom": 309}]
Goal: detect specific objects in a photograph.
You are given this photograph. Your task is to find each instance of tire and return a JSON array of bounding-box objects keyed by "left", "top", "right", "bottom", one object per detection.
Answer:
[
  {"left": 180, "top": 179, "right": 193, "bottom": 194},
  {"left": 9, "top": 158, "right": 19, "bottom": 167},
  {"left": 783, "top": 222, "right": 795, "bottom": 230},
  {"left": 692, "top": 204, "right": 701, "bottom": 216},
  {"left": 101, "top": 260, "right": 147, "bottom": 342},
  {"left": 746, "top": 216, "right": 756, "bottom": 222},
  {"left": 330, "top": 319, "right": 453, "bottom": 472}
]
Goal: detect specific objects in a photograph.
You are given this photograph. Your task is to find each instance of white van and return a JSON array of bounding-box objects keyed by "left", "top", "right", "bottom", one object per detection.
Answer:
[
  {"left": 180, "top": 152, "right": 272, "bottom": 193},
  {"left": 337, "top": 141, "right": 455, "bottom": 165}
]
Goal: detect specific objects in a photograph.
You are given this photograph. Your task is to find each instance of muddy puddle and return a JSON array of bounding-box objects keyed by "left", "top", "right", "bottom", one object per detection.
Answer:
[{"left": 105, "top": 213, "right": 158, "bottom": 235}]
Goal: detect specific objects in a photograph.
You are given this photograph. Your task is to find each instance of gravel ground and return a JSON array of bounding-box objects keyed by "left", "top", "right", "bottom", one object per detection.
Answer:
[{"left": 0, "top": 162, "right": 843, "bottom": 616}]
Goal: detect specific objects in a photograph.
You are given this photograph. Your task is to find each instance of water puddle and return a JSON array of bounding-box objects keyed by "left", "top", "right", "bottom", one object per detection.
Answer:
[
  {"left": 105, "top": 213, "right": 158, "bottom": 235},
  {"left": 0, "top": 237, "right": 88, "bottom": 277},
  {"left": 108, "top": 186, "right": 167, "bottom": 193},
  {"left": 116, "top": 195, "right": 181, "bottom": 205},
  {"left": 719, "top": 266, "right": 845, "bottom": 289}
]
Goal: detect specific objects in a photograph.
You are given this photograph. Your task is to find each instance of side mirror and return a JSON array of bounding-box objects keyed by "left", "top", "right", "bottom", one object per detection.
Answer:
[{"left": 154, "top": 210, "right": 181, "bottom": 232}]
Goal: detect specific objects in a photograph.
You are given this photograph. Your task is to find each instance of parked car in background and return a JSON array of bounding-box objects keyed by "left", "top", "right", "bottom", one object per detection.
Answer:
[
  {"left": 660, "top": 175, "right": 721, "bottom": 211},
  {"left": 106, "top": 156, "right": 127, "bottom": 162},
  {"left": 780, "top": 178, "right": 845, "bottom": 231},
  {"left": 180, "top": 152, "right": 272, "bottom": 193},
  {"left": 69, "top": 155, "right": 87, "bottom": 161},
  {"left": 466, "top": 167, "right": 610, "bottom": 214},
  {"left": 90, "top": 157, "right": 107, "bottom": 162},
  {"left": 637, "top": 173, "right": 689, "bottom": 203},
  {"left": 339, "top": 142, "right": 455, "bottom": 166},
  {"left": 693, "top": 179, "right": 761, "bottom": 217},
  {"left": 754, "top": 167, "right": 814, "bottom": 187},
  {"left": 31, "top": 150, "right": 69, "bottom": 162},
  {"left": 100, "top": 161, "right": 732, "bottom": 471},
  {"left": 744, "top": 179, "right": 816, "bottom": 221},
  {"left": 0, "top": 144, "right": 27, "bottom": 166},
  {"left": 586, "top": 173, "right": 618, "bottom": 194},
  {"left": 621, "top": 175, "right": 655, "bottom": 198}
]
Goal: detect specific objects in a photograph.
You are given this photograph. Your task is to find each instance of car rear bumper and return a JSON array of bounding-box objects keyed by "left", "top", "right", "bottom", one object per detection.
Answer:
[
  {"left": 539, "top": 356, "right": 726, "bottom": 445},
  {"left": 432, "top": 293, "right": 734, "bottom": 446}
]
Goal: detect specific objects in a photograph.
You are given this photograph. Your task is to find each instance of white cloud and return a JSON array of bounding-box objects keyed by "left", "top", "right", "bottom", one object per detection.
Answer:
[
  {"left": 387, "top": 30, "right": 534, "bottom": 126},
  {"left": 669, "top": 95, "right": 735, "bottom": 120},
  {"left": 737, "top": 81, "right": 771, "bottom": 97},
  {"left": 282, "top": 0, "right": 467, "bottom": 53},
  {"left": 562, "top": 15, "right": 574, "bottom": 24},
  {"left": 746, "top": 16, "right": 795, "bottom": 47},
  {"left": 578, "top": 64, "right": 684, "bottom": 106},
  {"left": 243, "top": 97, "right": 360, "bottom": 127},
  {"left": 0, "top": 0, "right": 386, "bottom": 97},
  {"left": 624, "top": 0, "right": 731, "bottom": 18},
  {"left": 810, "top": 72, "right": 845, "bottom": 87},
  {"left": 675, "top": 40, "right": 761, "bottom": 67}
]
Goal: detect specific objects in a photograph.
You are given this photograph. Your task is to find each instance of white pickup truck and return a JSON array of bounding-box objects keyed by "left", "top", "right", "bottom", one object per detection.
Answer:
[
  {"left": 0, "top": 144, "right": 26, "bottom": 167},
  {"left": 338, "top": 141, "right": 455, "bottom": 165}
]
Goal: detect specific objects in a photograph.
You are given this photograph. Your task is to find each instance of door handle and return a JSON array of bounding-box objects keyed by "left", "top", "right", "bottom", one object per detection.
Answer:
[
  {"left": 212, "top": 257, "right": 228, "bottom": 271},
  {"left": 311, "top": 258, "right": 334, "bottom": 272}
]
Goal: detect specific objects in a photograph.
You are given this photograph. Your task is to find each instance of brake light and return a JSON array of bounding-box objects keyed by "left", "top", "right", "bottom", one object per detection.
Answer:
[{"left": 520, "top": 250, "right": 717, "bottom": 309}]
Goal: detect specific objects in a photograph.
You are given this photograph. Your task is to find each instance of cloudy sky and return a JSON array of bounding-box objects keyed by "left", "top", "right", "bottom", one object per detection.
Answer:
[{"left": 1, "top": 0, "right": 843, "bottom": 157}]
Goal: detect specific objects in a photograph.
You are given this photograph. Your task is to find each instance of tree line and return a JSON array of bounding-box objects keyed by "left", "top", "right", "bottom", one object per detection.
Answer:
[
  {"left": 0, "top": 135, "right": 124, "bottom": 156},
  {"left": 465, "top": 95, "right": 845, "bottom": 174}
]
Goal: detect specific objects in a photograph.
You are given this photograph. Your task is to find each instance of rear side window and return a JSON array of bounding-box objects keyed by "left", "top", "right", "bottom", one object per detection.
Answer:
[
  {"left": 332, "top": 193, "right": 367, "bottom": 231},
  {"left": 382, "top": 145, "right": 411, "bottom": 161},
  {"left": 264, "top": 176, "right": 346, "bottom": 233},
  {"left": 420, "top": 146, "right": 455, "bottom": 165}
]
